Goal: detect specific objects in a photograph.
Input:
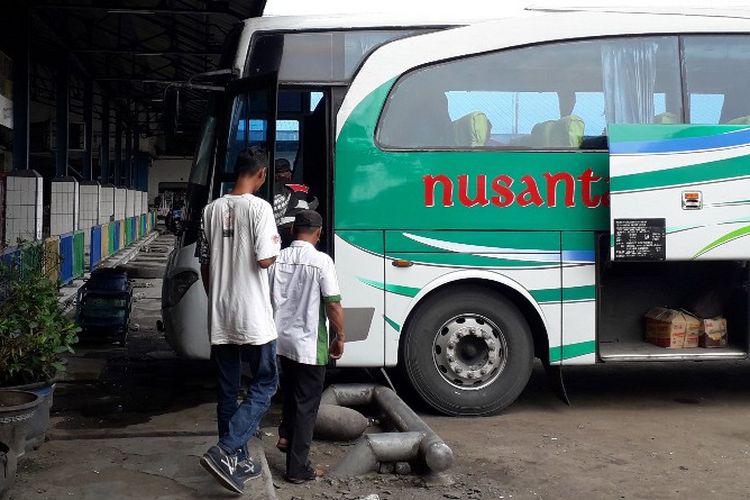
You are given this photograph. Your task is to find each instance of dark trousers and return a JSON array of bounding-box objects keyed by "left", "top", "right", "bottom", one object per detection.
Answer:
[
  {"left": 278, "top": 355, "right": 326, "bottom": 477},
  {"left": 212, "top": 341, "right": 278, "bottom": 458}
]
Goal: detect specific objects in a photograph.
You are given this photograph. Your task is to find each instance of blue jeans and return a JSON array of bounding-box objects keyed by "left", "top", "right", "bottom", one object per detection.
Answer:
[{"left": 211, "top": 340, "right": 278, "bottom": 456}]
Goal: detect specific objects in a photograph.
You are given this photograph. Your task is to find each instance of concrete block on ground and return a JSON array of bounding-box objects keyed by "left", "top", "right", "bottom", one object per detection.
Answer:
[
  {"left": 126, "top": 189, "right": 137, "bottom": 218},
  {"left": 51, "top": 177, "right": 80, "bottom": 236},
  {"left": 114, "top": 188, "right": 127, "bottom": 221},
  {"left": 78, "top": 181, "right": 101, "bottom": 249},
  {"left": 3, "top": 170, "right": 43, "bottom": 245},
  {"left": 99, "top": 185, "right": 115, "bottom": 224}
]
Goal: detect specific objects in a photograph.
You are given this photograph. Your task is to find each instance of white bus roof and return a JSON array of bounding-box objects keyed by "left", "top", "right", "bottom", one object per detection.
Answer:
[
  {"left": 235, "top": 3, "right": 750, "bottom": 73},
  {"left": 234, "top": 10, "right": 531, "bottom": 72}
]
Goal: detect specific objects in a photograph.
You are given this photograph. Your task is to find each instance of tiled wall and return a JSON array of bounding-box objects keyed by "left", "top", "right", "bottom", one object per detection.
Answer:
[
  {"left": 4, "top": 173, "right": 43, "bottom": 246},
  {"left": 100, "top": 186, "right": 115, "bottom": 224},
  {"left": 51, "top": 179, "right": 80, "bottom": 236},
  {"left": 79, "top": 183, "right": 100, "bottom": 248},
  {"left": 114, "top": 188, "right": 127, "bottom": 221},
  {"left": 126, "top": 189, "right": 136, "bottom": 218}
]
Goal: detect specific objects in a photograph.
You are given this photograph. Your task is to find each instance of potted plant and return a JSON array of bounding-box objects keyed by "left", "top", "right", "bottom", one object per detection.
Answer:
[
  {"left": 0, "top": 261, "right": 79, "bottom": 453},
  {"left": 0, "top": 390, "right": 42, "bottom": 497}
]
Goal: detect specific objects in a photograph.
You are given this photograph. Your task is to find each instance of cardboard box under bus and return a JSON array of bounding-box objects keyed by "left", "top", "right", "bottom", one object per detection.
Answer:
[
  {"left": 700, "top": 317, "right": 728, "bottom": 348},
  {"left": 645, "top": 307, "right": 700, "bottom": 348}
]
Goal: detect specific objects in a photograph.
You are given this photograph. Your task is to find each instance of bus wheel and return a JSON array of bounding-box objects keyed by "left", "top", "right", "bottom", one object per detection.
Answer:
[{"left": 401, "top": 286, "right": 534, "bottom": 416}]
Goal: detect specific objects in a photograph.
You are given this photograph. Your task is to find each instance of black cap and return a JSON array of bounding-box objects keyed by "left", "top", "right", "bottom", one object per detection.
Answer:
[
  {"left": 294, "top": 209, "right": 322, "bottom": 228},
  {"left": 275, "top": 158, "right": 292, "bottom": 173}
]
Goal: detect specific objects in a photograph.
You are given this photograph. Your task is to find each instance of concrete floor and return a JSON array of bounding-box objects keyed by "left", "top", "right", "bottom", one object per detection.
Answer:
[{"left": 8, "top": 232, "right": 750, "bottom": 499}]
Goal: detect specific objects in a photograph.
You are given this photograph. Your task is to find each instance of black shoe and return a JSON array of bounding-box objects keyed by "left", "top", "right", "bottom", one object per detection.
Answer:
[
  {"left": 285, "top": 466, "right": 326, "bottom": 484},
  {"left": 237, "top": 456, "right": 263, "bottom": 483},
  {"left": 200, "top": 445, "right": 244, "bottom": 494}
]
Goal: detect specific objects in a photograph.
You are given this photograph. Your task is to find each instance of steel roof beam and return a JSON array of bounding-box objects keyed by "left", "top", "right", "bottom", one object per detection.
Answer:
[
  {"left": 71, "top": 49, "right": 220, "bottom": 56},
  {"left": 32, "top": 4, "right": 241, "bottom": 19}
]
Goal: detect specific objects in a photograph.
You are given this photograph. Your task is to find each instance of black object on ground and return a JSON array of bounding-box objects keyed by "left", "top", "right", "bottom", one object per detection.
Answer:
[{"left": 76, "top": 268, "right": 132, "bottom": 345}]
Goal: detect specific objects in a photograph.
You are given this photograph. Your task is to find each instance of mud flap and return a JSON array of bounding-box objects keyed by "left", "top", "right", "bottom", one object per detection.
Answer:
[{"left": 545, "top": 364, "right": 570, "bottom": 406}]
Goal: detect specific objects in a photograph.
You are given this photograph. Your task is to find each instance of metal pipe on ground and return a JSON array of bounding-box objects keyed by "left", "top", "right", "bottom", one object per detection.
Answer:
[
  {"left": 373, "top": 386, "right": 454, "bottom": 473},
  {"left": 331, "top": 432, "right": 423, "bottom": 478},
  {"left": 319, "top": 384, "right": 454, "bottom": 474}
]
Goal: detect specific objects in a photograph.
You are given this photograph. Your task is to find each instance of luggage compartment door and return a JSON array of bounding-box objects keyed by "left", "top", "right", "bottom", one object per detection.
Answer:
[{"left": 609, "top": 124, "right": 750, "bottom": 261}]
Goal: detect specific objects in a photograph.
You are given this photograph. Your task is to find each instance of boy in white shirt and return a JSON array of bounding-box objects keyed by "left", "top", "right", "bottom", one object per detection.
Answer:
[{"left": 196, "top": 148, "right": 281, "bottom": 494}]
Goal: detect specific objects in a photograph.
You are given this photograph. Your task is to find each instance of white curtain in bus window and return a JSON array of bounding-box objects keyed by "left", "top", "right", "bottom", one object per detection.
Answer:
[{"left": 600, "top": 38, "right": 681, "bottom": 125}]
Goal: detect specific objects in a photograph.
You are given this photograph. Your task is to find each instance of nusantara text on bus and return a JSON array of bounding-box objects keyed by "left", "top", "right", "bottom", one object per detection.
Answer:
[{"left": 423, "top": 169, "right": 610, "bottom": 209}]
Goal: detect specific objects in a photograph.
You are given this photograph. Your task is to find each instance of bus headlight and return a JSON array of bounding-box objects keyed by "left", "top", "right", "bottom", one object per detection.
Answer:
[{"left": 164, "top": 271, "right": 199, "bottom": 307}]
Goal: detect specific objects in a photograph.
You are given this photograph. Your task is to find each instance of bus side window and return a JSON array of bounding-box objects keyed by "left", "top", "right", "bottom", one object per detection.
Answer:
[
  {"left": 376, "top": 36, "right": 682, "bottom": 152},
  {"left": 683, "top": 36, "right": 750, "bottom": 125}
]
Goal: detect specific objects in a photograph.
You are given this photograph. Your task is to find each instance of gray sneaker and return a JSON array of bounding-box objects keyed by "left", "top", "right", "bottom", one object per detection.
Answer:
[
  {"left": 200, "top": 445, "right": 244, "bottom": 494},
  {"left": 237, "top": 456, "right": 263, "bottom": 483}
]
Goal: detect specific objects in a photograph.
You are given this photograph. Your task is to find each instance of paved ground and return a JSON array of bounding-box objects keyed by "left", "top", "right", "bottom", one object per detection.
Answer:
[{"left": 8, "top": 231, "right": 750, "bottom": 499}]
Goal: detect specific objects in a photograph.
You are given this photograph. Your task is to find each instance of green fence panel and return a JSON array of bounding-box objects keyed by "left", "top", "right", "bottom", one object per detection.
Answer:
[
  {"left": 72, "top": 231, "right": 85, "bottom": 279},
  {"left": 125, "top": 217, "right": 133, "bottom": 245},
  {"left": 108, "top": 223, "right": 116, "bottom": 255}
]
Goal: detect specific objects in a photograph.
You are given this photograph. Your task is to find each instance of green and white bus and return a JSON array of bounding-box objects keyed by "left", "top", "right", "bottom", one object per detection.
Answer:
[{"left": 164, "top": 6, "right": 750, "bottom": 415}]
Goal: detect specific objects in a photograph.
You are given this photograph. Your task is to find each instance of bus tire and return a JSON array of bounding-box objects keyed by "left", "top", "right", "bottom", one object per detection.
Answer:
[{"left": 401, "top": 286, "right": 534, "bottom": 416}]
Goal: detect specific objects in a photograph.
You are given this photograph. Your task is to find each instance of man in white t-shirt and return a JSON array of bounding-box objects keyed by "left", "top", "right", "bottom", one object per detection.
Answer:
[
  {"left": 268, "top": 210, "right": 345, "bottom": 483},
  {"left": 196, "top": 147, "right": 281, "bottom": 494}
]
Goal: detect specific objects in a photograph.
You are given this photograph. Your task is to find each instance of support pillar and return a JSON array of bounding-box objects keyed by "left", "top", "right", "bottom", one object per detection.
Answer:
[
  {"left": 132, "top": 125, "right": 140, "bottom": 188},
  {"left": 3, "top": 170, "right": 42, "bottom": 245},
  {"left": 99, "top": 97, "right": 113, "bottom": 224},
  {"left": 100, "top": 97, "right": 110, "bottom": 184},
  {"left": 83, "top": 79, "right": 93, "bottom": 180},
  {"left": 11, "top": 4, "right": 30, "bottom": 170},
  {"left": 114, "top": 113, "right": 122, "bottom": 186},
  {"left": 125, "top": 124, "right": 132, "bottom": 187},
  {"left": 55, "top": 55, "right": 69, "bottom": 178}
]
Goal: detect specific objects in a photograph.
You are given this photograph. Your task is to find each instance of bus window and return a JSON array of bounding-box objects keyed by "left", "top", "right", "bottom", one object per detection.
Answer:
[
  {"left": 377, "top": 36, "right": 681, "bottom": 150},
  {"left": 276, "top": 119, "right": 300, "bottom": 165},
  {"left": 683, "top": 36, "right": 750, "bottom": 124},
  {"left": 251, "top": 30, "right": 422, "bottom": 84},
  {"left": 224, "top": 90, "right": 271, "bottom": 176},
  {"left": 310, "top": 92, "right": 324, "bottom": 111}
]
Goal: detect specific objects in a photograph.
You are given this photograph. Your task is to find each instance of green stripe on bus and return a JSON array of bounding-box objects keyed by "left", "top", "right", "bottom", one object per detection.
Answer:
[
  {"left": 531, "top": 285, "right": 595, "bottom": 304},
  {"left": 384, "top": 315, "right": 401, "bottom": 333},
  {"left": 694, "top": 225, "right": 750, "bottom": 258},
  {"left": 612, "top": 155, "right": 750, "bottom": 193},
  {"left": 387, "top": 252, "right": 555, "bottom": 268},
  {"left": 549, "top": 340, "right": 596, "bottom": 362},
  {"left": 609, "top": 123, "right": 747, "bottom": 143},
  {"left": 358, "top": 278, "right": 420, "bottom": 298}
]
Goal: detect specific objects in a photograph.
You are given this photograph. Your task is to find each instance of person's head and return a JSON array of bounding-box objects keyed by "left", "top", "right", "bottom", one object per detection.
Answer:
[
  {"left": 275, "top": 158, "right": 292, "bottom": 184},
  {"left": 234, "top": 147, "right": 268, "bottom": 193},
  {"left": 292, "top": 210, "right": 323, "bottom": 244}
]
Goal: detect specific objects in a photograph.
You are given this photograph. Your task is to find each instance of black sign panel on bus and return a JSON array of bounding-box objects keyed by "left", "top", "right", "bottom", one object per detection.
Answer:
[{"left": 614, "top": 218, "right": 666, "bottom": 261}]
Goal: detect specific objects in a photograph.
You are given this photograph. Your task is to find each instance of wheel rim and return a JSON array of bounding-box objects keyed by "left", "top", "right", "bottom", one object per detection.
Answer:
[{"left": 431, "top": 313, "right": 508, "bottom": 390}]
